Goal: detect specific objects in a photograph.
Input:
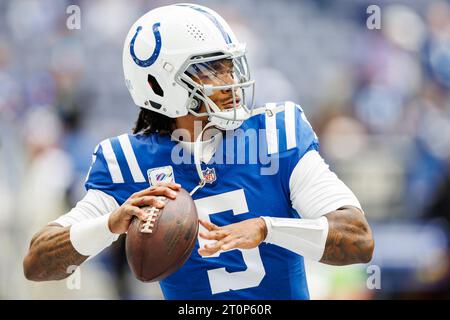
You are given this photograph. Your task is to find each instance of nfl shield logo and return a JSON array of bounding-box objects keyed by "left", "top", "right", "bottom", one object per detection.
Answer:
[{"left": 202, "top": 167, "right": 217, "bottom": 184}]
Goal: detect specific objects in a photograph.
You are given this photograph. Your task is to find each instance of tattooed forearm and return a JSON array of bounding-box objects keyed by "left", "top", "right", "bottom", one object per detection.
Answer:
[
  {"left": 23, "top": 226, "right": 88, "bottom": 281},
  {"left": 319, "top": 206, "right": 374, "bottom": 266}
]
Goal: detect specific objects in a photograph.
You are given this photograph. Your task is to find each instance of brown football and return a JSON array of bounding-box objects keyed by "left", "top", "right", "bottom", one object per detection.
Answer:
[{"left": 125, "top": 188, "right": 199, "bottom": 282}]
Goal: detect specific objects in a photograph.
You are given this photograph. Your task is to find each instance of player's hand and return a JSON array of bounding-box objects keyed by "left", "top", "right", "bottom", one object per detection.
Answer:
[
  {"left": 198, "top": 218, "right": 268, "bottom": 256},
  {"left": 108, "top": 182, "right": 181, "bottom": 234}
]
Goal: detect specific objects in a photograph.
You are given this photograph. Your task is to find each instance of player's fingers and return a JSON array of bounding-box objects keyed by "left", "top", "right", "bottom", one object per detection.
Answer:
[
  {"left": 221, "top": 238, "right": 242, "bottom": 251},
  {"left": 130, "top": 183, "right": 181, "bottom": 198},
  {"left": 129, "top": 196, "right": 166, "bottom": 208},
  {"left": 198, "top": 247, "right": 211, "bottom": 256},
  {"left": 206, "top": 239, "right": 226, "bottom": 251},
  {"left": 199, "top": 219, "right": 220, "bottom": 231},
  {"left": 147, "top": 186, "right": 178, "bottom": 199},
  {"left": 125, "top": 206, "right": 150, "bottom": 222},
  {"left": 129, "top": 188, "right": 154, "bottom": 199},
  {"left": 211, "top": 229, "right": 230, "bottom": 239},
  {"left": 198, "top": 240, "right": 224, "bottom": 256},
  {"left": 198, "top": 246, "right": 220, "bottom": 256},
  {"left": 199, "top": 229, "right": 229, "bottom": 240},
  {"left": 153, "top": 181, "right": 182, "bottom": 190}
]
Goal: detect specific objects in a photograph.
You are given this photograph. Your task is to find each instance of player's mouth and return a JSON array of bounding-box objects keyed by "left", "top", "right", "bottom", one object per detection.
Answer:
[{"left": 222, "top": 97, "right": 241, "bottom": 109}]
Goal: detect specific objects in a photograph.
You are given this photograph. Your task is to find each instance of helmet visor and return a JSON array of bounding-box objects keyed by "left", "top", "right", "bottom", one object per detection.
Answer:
[{"left": 180, "top": 53, "right": 256, "bottom": 120}]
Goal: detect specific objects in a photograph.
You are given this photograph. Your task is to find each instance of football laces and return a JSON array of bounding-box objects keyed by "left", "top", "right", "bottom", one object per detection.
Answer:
[{"left": 140, "top": 196, "right": 166, "bottom": 233}]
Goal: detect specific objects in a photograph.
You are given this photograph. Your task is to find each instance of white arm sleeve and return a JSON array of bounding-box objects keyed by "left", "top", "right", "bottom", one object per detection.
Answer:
[
  {"left": 262, "top": 150, "right": 363, "bottom": 261},
  {"left": 51, "top": 189, "right": 120, "bottom": 227},
  {"left": 51, "top": 189, "right": 120, "bottom": 256},
  {"left": 289, "top": 150, "right": 362, "bottom": 219}
]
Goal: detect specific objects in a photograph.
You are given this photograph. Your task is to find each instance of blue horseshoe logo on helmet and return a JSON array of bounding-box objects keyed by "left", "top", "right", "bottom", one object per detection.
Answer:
[{"left": 129, "top": 22, "right": 162, "bottom": 67}]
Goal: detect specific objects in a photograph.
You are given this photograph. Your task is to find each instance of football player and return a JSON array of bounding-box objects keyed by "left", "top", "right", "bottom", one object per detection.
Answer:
[{"left": 23, "top": 4, "right": 374, "bottom": 299}]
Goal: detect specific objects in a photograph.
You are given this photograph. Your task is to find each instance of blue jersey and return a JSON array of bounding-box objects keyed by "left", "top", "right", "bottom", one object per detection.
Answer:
[{"left": 86, "top": 101, "right": 319, "bottom": 300}]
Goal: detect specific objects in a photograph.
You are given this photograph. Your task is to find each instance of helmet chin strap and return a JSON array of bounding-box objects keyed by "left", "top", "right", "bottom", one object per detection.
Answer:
[
  {"left": 189, "top": 121, "right": 218, "bottom": 196},
  {"left": 187, "top": 102, "right": 242, "bottom": 196}
]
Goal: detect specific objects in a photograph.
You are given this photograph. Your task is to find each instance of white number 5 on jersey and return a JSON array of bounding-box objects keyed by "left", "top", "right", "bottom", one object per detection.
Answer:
[{"left": 194, "top": 189, "right": 266, "bottom": 294}]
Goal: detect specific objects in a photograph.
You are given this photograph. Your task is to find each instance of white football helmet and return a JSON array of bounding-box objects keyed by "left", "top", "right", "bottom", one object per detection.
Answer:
[{"left": 122, "top": 3, "right": 260, "bottom": 130}]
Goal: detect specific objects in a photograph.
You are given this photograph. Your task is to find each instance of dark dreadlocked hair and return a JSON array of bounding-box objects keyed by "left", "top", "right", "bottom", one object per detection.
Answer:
[{"left": 132, "top": 108, "right": 176, "bottom": 136}]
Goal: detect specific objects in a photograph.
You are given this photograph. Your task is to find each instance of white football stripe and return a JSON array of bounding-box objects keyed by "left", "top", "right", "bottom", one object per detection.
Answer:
[
  {"left": 118, "top": 134, "right": 146, "bottom": 183},
  {"left": 100, "top": 139, "right": 124, "bottom": 183},
  {"left": 285, "top": 101, "right": 297, "bottom": 150},
  {"left": 265, "top": 103, "right": 279, "bottom": 154}
]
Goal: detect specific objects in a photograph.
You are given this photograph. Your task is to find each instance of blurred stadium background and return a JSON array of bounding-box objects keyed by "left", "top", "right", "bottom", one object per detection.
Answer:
[{"left": 1, "top": 0, "right": 450, "bottom": 299}]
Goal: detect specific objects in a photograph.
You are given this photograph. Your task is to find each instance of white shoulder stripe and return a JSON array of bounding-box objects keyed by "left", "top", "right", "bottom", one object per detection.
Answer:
[
  {"left": 118, "top": 134, "right": 146, "bottom": 183},
  {"left": 85, "top": 144, "right": 100, "bottom": 182},
  {"left": 284, "top": 101, "right": 297, "bottom": 150},
  {"left": 301, "top": 111, "right": 319, "bottom": 140},
  {"left": 100, "top": 139, "right": 124, "bottom": 183},
  {"left": 265, "top": 103, "right": 279, "bottom": 154}
]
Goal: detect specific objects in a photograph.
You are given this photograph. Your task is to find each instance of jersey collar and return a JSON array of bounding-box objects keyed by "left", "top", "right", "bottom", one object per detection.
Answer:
[{"left": 172, "top": 131, "right": 223, "bottom": 164}]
